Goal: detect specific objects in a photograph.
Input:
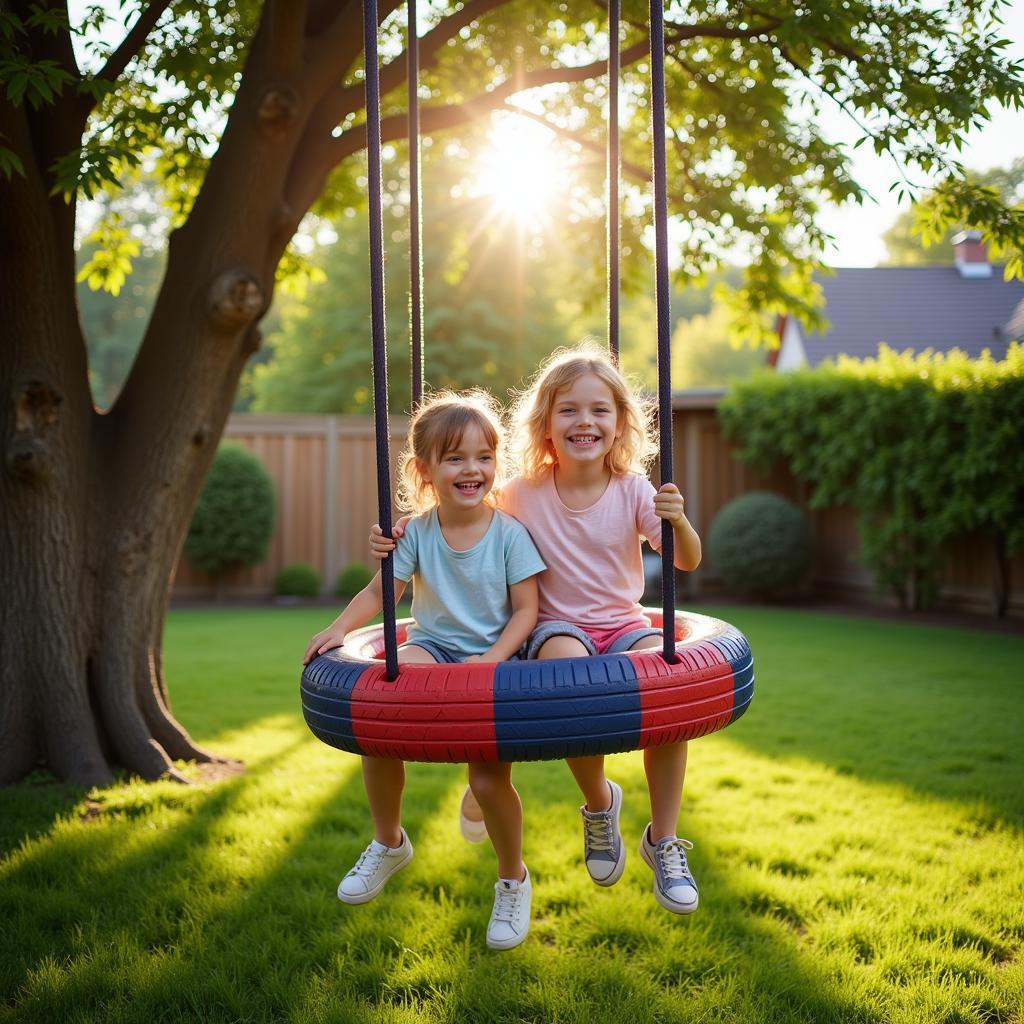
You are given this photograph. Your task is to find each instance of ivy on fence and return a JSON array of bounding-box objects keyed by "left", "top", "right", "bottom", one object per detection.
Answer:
[{"left": 718, "top": 344, "right": 1024, "bottom": 612}]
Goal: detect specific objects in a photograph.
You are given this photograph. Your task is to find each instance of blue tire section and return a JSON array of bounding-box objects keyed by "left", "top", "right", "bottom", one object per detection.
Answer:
[
  {"left": 300, "top": 654, "right": 367, "bottom": 756},
  {"left": 493, "top": 654, "right": 641, "bottom": 761}
]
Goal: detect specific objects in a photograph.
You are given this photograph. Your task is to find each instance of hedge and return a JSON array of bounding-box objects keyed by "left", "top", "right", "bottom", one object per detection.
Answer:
[{"left": 718, "top": 344, "right": 1024, "bottom": 611}]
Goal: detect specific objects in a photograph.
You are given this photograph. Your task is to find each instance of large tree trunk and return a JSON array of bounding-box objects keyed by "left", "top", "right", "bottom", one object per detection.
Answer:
[
  {"left": 0, "top": 201, "right": 265, "bottom": 787},
  {"left": 0, "top": 184, "right": 256, "bottom": 787},
  {"left": 0, "top": 6, "right": 305, "bottom": 787}
]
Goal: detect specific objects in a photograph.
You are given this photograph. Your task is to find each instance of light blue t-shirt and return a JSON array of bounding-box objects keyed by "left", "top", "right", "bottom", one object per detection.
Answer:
[{"left": 391, "top": 508, "right": 546, "bottom": 658}]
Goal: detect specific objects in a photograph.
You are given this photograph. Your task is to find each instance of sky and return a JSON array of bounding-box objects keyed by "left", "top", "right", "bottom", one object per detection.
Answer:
[
  {"left": 814, "top": 1, "right": 1024, "bottom": 265},
  {"left": 68, "top": 0, "right": 1023, "bottom": 268}
]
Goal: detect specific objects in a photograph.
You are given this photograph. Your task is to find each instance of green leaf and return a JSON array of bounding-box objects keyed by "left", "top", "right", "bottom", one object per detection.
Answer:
[{"left": 0, "top": 143, "right": 25, "bottom": 178}]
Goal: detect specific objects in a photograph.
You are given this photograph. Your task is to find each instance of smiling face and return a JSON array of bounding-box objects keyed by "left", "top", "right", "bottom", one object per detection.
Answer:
[
  {"left": 546, "top": 372, "right": 622, "bottom": 471},
  {"left": 418, "top": 422, "right": 497, "bottom": 512}
]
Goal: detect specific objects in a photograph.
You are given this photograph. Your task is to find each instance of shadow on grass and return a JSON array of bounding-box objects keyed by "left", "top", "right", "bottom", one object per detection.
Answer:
[
  {"left": 2, "top": 756, "right": 878, "bottom": 1024},
  {"left": 0, "top": 736, "right": 467, "bottom": 1021},
  {"left": 5, "top": 741, "right": 1016, "bottom": 1023},
  {"left": 703, "top": 606, "right": 1024, "bottom": 830}
]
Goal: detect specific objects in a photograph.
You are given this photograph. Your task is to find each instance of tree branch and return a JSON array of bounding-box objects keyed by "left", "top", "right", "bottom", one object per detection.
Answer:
[
  {"left": 667, "top": 19, "right": 783, "bottom": 42},
  {"left": 376, "top": 0, "right": 518, "bottom": 99},
  {"left": 94, "top": 0, "right": 174, "bottom": 84},
  {"left": 595, "top": 2, "right": 784, "bottom": 46},
  {"left": 279, "top": 29, "right": 654, "bottom": 227},
  {"left": 325, "top": 36, "right": 650, "bottom": 160},
  {"left": 303, "top": 0, "right": 406, "bottom": 97},
  {"left": 265, "top": 0, "right": 309, "bottom": 73}
]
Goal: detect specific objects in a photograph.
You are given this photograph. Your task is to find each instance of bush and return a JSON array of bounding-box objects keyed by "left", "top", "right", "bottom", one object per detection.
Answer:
[
  {"left": 274, "top": 563, "right": 322, "bottom": 597},
  {"left": 708, "top": 491, "right": 812, "bottom": 597},
  {"left": 184, "top": 443, "right": 275, "bottom": 582},
  {"left": 335, "top": 562, "right": 373, "bottom": 598}
]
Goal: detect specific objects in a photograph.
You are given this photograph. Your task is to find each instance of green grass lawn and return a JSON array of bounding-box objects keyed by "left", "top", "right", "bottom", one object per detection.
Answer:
[{"left": 2, "top": 607, "right": 1023, "bottom": 1024}]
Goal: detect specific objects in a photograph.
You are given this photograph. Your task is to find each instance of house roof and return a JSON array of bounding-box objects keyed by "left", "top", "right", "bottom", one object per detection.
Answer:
[{"left": 799, "top": 266, "right": 1024, "bottom": 366}]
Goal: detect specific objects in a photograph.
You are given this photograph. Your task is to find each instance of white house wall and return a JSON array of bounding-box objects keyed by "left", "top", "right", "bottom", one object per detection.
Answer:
[{"left": 777, "top": 316, "right": 808, "bottom": 371}]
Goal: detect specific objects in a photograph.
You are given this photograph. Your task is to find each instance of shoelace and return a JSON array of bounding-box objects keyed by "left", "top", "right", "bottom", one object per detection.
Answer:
[
  {"left": 492, "top": 884, "right": 522, "bottom": 923},
  {"left": 657, "top": 838, "right": 695, "bottom": 882},
  {"left": 351, "top": 844, "right": 387, "bottom": 878},
  {"left": 583, "top": 813, "right": 615, "bottom": 854}
]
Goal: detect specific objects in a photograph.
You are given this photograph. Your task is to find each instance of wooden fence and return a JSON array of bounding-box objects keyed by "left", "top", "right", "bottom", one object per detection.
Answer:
[{"left": 172, "top": 397, "right": 1023, "bottom": 619}]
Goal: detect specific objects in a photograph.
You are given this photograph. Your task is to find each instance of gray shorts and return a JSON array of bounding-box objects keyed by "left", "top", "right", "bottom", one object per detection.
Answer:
[
  {"left": 400, "top": 639, "right": 521, "bottom": 664},
  {"left": 525, "top": 620, "right": 663, "bottom": 660},
  {"left": 400, "top": 639, "right": 465, "bottom": 664}
]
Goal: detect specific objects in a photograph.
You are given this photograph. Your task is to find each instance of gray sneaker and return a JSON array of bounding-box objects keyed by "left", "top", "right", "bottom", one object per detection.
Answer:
[
  {"left": 337, "top": 829, "right": 413, "bottom": 904},
  {"left": 486, "top": 868, "right": 532, "bottom": 950},
  {"left": 639, "top": 825, "right": 698, "bottom": 914},
  {"left": 580, "top": 779, "right": 626, "bottom": 886}
]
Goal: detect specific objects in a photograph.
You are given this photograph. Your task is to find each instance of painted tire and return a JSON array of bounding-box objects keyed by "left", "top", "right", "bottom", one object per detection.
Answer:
[{"left": 300, "top": 609, "right": 753, "bottom": 763}]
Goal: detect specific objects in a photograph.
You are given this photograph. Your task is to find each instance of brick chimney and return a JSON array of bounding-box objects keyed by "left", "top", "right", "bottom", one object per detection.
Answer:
[{"left": 952, "top": 230, "right": 992, "bottom": 278}]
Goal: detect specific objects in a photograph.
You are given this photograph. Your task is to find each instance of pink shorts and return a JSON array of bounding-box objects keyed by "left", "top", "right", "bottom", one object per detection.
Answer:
[{"left": 526, "top": 618, "right": 661, "bottom": 658}]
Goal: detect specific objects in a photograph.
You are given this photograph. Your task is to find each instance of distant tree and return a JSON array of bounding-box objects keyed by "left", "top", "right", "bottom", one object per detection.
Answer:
[
  {"left": 74, "top": 175, "right": 168, "bottom": 408},
  {"left": 883, "top": 159, "right": 1024, "bottom": 266},
  {"left": 3, "top": 1, "right": 1023, "bottom": 786},
  {"left": 248, "top": 147, "right": 572, "bottom": 413},
  {"left": 564, "top": 268, "right": 747, "bottom": 389},
  {"left": 78, "top": 244, "right": 165, "bottom": 409},
  {"left": 671, "top": 304, "right": 766, "bottom": 389}
]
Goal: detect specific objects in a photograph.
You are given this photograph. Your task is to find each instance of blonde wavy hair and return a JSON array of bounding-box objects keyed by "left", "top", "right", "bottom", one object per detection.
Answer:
[
  {"left": 510, "top": 341, "right": 657, "bottom": 480},
  {"left": 396, "top": 389, "right": 507, "bottom": 514}
]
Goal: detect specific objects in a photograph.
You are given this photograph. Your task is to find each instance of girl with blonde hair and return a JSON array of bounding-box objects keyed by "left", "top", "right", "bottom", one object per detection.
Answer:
[{"left": 306, "top": 389, "right": 545, "bottom": 950}]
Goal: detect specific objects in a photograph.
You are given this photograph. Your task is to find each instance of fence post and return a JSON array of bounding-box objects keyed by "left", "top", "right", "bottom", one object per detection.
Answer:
[
  {"left": 323, "top": 416, "right": 339, "bottom": 595},
  {"left": 683, "top": 407, "right": 702, "bottom": 600}
]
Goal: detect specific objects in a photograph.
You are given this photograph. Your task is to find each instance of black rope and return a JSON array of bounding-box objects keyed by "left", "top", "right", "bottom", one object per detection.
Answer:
[
  {"left": 363, "top": 0, "right": 399, "bottom": 681},
  {"left": 407, "top": 0, "right": 424, "bottom": 407},
  {"left": 607, "top": 0, "right": 620, "bottom": 363},
  {"left": 649, "top": 0, "right": 677, "bottom": 664}
]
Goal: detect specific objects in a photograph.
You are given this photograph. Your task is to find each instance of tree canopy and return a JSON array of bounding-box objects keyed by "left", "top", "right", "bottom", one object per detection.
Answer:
[
  {"left": 8, "top": 0, "right": 1024, "bottom": 356},
  {"left": 883, "top": 158, "right": 1024, "bottom": 266}
]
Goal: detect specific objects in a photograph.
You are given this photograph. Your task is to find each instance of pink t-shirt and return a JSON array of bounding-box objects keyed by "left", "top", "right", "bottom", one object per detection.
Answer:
[{"left": 499, "top": 471, "right": 663, "bottom": 630}]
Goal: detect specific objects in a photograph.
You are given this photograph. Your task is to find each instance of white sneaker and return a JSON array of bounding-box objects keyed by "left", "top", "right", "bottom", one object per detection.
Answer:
[
  {"left": 639, "top": 825, "right": 698, "bottom": 914},
  {"left": 486, "top": 868, "right": 532, "bottom": 950},
  {"left": 580, "top": 779, "right": 626, "bottom": 886},
  {"left": 337, "top": 829, "right": 413, "bottom": 904},
  {"left": 459, "top": 785, "right": 488, "bottom": 844}
]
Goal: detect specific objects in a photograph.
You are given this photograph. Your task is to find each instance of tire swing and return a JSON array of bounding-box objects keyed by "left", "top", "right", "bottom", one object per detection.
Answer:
[{"left": 301, "top": 0, "right": 754, "bottom": 763}]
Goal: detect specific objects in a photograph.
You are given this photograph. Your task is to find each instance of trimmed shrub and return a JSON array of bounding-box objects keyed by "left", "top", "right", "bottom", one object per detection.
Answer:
[
  {"left": 184, "top": 443, "right": 275, "bottom": 589},
  {"left": 274, "top": 563, "right": 322, "bottom": 597},
  {"left": 335, "top": 562, "right": 373, "bottom": 598},
  {"left": 708, "top": 491, "right": 812, "bottom": 597}
]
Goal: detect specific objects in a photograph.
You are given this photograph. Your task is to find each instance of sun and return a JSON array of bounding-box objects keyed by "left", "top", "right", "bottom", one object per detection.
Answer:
[{"left": 472, "top": 113, "right": 572, "bottom": 230}]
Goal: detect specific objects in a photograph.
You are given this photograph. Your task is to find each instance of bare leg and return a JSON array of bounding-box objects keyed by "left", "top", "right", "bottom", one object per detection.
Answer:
[
  {"left": 644, "top": 741, "right": 688, "bottom": 841},
  {"left": 362, "top": 756, "right": 405, "bottom": 847},
  {"left": 535, "top": 635, "right": 612, "bottom": 812},
  {"left": 628, "top": 633, "right": 688, "bottom": 841},
  {"left": 565, "top": 755, "right": 612, "bottom": 811},
  {"left": 469, "top": 761, "right": 525, "bottom": 881},
  {"left": 461, "top": 778, "right": 484, "bottom": 823},
  {"left": 361, "top": 644, "right": 437, "bottom": 847}
]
